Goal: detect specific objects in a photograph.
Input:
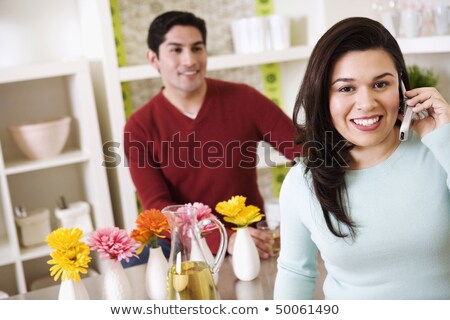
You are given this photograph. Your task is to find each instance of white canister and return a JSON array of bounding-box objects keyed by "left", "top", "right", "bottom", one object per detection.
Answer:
[
  {"left": 15, "top": 208, "right": 51, "bottom": 247},
  {"left": 400, "top": 9, "right": 423, "bottom": 37},
  {"left": 433, "top": 5, "right": 449, "bottom": 35},
  {"left": 247, "top": 16, "right": 270, "bottom": 53},
  {"left": 231, "top": 16, "right": 271, "bottom": 54},
  {"left": 268, "top": 15, "right": 291, "bottom": 50},
  {"left": 381, "top": 11, "right": 400, "bottom": 37},
  {"left": 231, "top": 18, "right": 249, "bottom": 54},
  {"left": 54, "top": 201, "right": 94, "bottom": 234}
]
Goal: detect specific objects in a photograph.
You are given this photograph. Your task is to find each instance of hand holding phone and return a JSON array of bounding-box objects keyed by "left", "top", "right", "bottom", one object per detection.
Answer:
[{"left": 399, "top": 80, "right": 429, "bottom": 141}]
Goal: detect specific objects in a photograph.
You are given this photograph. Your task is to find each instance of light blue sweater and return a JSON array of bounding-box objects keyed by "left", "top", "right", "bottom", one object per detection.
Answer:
[{"left": 274, "top": 124, "right": 450, "bottom": 299}]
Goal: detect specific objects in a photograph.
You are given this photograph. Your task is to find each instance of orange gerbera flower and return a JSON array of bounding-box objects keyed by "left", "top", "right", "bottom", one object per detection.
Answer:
[{"left": 131, "top": 209, "right": 171, "bottom": 254}]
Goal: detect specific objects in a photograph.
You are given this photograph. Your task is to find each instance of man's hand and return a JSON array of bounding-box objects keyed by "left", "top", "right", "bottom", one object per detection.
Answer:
[{"left": 227, "top": 227, "right": 274, "bottom": 259}]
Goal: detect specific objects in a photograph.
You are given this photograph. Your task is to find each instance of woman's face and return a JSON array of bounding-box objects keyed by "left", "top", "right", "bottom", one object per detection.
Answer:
[{"left": 329, "top": 49, "right": 400, "bottom": 150}]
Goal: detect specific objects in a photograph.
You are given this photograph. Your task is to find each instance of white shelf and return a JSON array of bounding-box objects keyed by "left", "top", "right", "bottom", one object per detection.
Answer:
[
  {"left": 117, "top": 35, "right": 450, "bottom": 83},
  {"left": 4, "top": 150, "right": 90, "bottom": 175},
  {"left": 0, "top": 60, "right": 88, "bottom": 84},
  {"left": 19, "top": 243, "right": 51, "bottom": 261},
  {"left": 398, "top": 36, "right": 450, "bottom": 55},
  {"left": 118, "top": 46, "right": 313, "bottom": 82}
]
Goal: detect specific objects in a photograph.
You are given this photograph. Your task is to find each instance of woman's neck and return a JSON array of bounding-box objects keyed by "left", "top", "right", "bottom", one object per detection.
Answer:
[{"left": 348, "top": 127, "right": 401, "bottom": 170}]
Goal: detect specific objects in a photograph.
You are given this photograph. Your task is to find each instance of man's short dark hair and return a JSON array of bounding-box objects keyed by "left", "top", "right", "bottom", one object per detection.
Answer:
[{"left": 147, "top": 11, "right": 207, "bottom": 57}]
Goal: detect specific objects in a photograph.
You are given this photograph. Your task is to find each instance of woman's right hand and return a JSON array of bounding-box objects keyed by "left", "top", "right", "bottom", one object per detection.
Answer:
[{"left": 405, "top": 87, "right": 450, "bottom": 138}]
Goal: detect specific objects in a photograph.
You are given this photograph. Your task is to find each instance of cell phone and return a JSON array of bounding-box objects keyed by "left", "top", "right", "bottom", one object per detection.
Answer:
[
  {"left": 399, "top": 80, "right": 413, "bottom": 141},
  {"left": 399, "top": 80, "right": 429, "bottom": 141}
]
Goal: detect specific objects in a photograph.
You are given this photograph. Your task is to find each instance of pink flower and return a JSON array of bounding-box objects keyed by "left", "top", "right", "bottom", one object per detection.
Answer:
[
  {"left": 186, "top": 202, "right": 218, "bottom": 234},
  {"left": 191, "top": 202, "right": 212, "bottom": 219},
  {"left": 88, "top": 227, "right": 138, "bottom": 263}
]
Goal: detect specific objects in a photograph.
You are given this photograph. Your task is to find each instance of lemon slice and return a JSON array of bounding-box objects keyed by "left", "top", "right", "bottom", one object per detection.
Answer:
[{"left": 173, "top": 274, "right": 188, "bottom": 292}]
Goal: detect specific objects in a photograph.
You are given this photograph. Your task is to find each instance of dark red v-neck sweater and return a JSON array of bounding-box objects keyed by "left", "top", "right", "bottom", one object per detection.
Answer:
[{"left": 124, "top": 78, "right": 300, "bottom": 253}]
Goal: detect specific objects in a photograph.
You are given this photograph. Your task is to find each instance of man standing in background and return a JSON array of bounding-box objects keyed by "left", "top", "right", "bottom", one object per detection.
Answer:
[{"left": 124, "top": 11, "right": 300, "bottom": 261}]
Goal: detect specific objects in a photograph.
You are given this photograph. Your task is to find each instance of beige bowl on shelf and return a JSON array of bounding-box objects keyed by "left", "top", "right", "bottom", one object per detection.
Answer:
[{"left": 8, "top": 116, "right": 71, "bottom": 160}]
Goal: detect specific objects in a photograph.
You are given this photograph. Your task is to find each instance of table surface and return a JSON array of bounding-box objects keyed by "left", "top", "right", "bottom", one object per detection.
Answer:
[
  {"left": 9, "top": 254, "right": 325, "bottom": 300},
  {"left": 8, "top": 256, "right": 278, "bottom": 300}
]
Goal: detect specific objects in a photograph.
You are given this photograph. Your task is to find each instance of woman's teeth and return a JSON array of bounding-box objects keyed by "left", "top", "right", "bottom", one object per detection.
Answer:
[{"left": 353, "top": 116, "right": 380, "bottom": 126}]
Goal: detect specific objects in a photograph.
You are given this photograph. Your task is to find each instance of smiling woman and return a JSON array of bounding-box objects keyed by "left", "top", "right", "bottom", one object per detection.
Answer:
[
  {"left": 274, "top": 16, "right": 450, "bottom": 300},
  {"left": 329, "top": 49, "right": 401, "bottom": 169}
]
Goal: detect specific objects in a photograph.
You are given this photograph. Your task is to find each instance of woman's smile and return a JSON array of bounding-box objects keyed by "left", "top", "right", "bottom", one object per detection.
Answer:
[{"left": 351, "top": 115, "right": 381, "bottom": 130}]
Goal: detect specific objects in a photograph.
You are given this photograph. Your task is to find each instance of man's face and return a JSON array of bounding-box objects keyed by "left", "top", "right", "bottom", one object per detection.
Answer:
[{"left": 148, "top": 25, "right": 207, "bottom": 98}]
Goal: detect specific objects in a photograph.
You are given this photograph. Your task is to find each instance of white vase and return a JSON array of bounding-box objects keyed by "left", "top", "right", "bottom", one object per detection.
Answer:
[
  {"left": 146, "top": 246, "right": 169, "bottom": 300},
  {"left": 232, "top": 227, "right": 260, "bottom": 281},
  {"left": 58, "top": 279, "right": 89, "bottom": 300},
  {"left": 103, "top": 260, "right": 132, "bottom": 299}
]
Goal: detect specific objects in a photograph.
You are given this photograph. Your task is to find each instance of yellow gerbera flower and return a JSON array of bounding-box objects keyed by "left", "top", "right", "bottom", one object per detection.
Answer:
[
  {"left": 46, "top": 228, "right": 91, "bottom": 282},
  {"left": 215, "top": 195, "right": 247, "bottom": 217},
  {"left": 216, "top": 195, "right": 264, "bottom": 229},
  {"left": 46, "top": 228, "right": 84, "bottom": 252}
]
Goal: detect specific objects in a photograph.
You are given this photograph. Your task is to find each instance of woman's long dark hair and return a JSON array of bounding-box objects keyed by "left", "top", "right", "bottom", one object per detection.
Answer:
[{"left": 294, "top": 17, "right": 409, "bottom": 238}]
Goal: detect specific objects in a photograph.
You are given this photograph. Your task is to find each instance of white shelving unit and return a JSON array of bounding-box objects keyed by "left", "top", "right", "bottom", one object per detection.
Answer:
[
  {"left": 84, "top": 0, "right": 450, "bottom": 233},
  {"left": 0, "top": 60, "right": 114, "bottom": 295}
]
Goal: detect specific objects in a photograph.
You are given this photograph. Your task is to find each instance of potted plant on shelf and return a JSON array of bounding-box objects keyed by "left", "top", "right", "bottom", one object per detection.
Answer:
[{"left": 407, "top": 64, "right": 439, "bottom": 88}]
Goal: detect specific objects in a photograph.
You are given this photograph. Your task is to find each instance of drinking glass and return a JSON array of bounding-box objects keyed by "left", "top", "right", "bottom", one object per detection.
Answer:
[{"left": 256, "top": 220, "right": 280, "bottom": 256}]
